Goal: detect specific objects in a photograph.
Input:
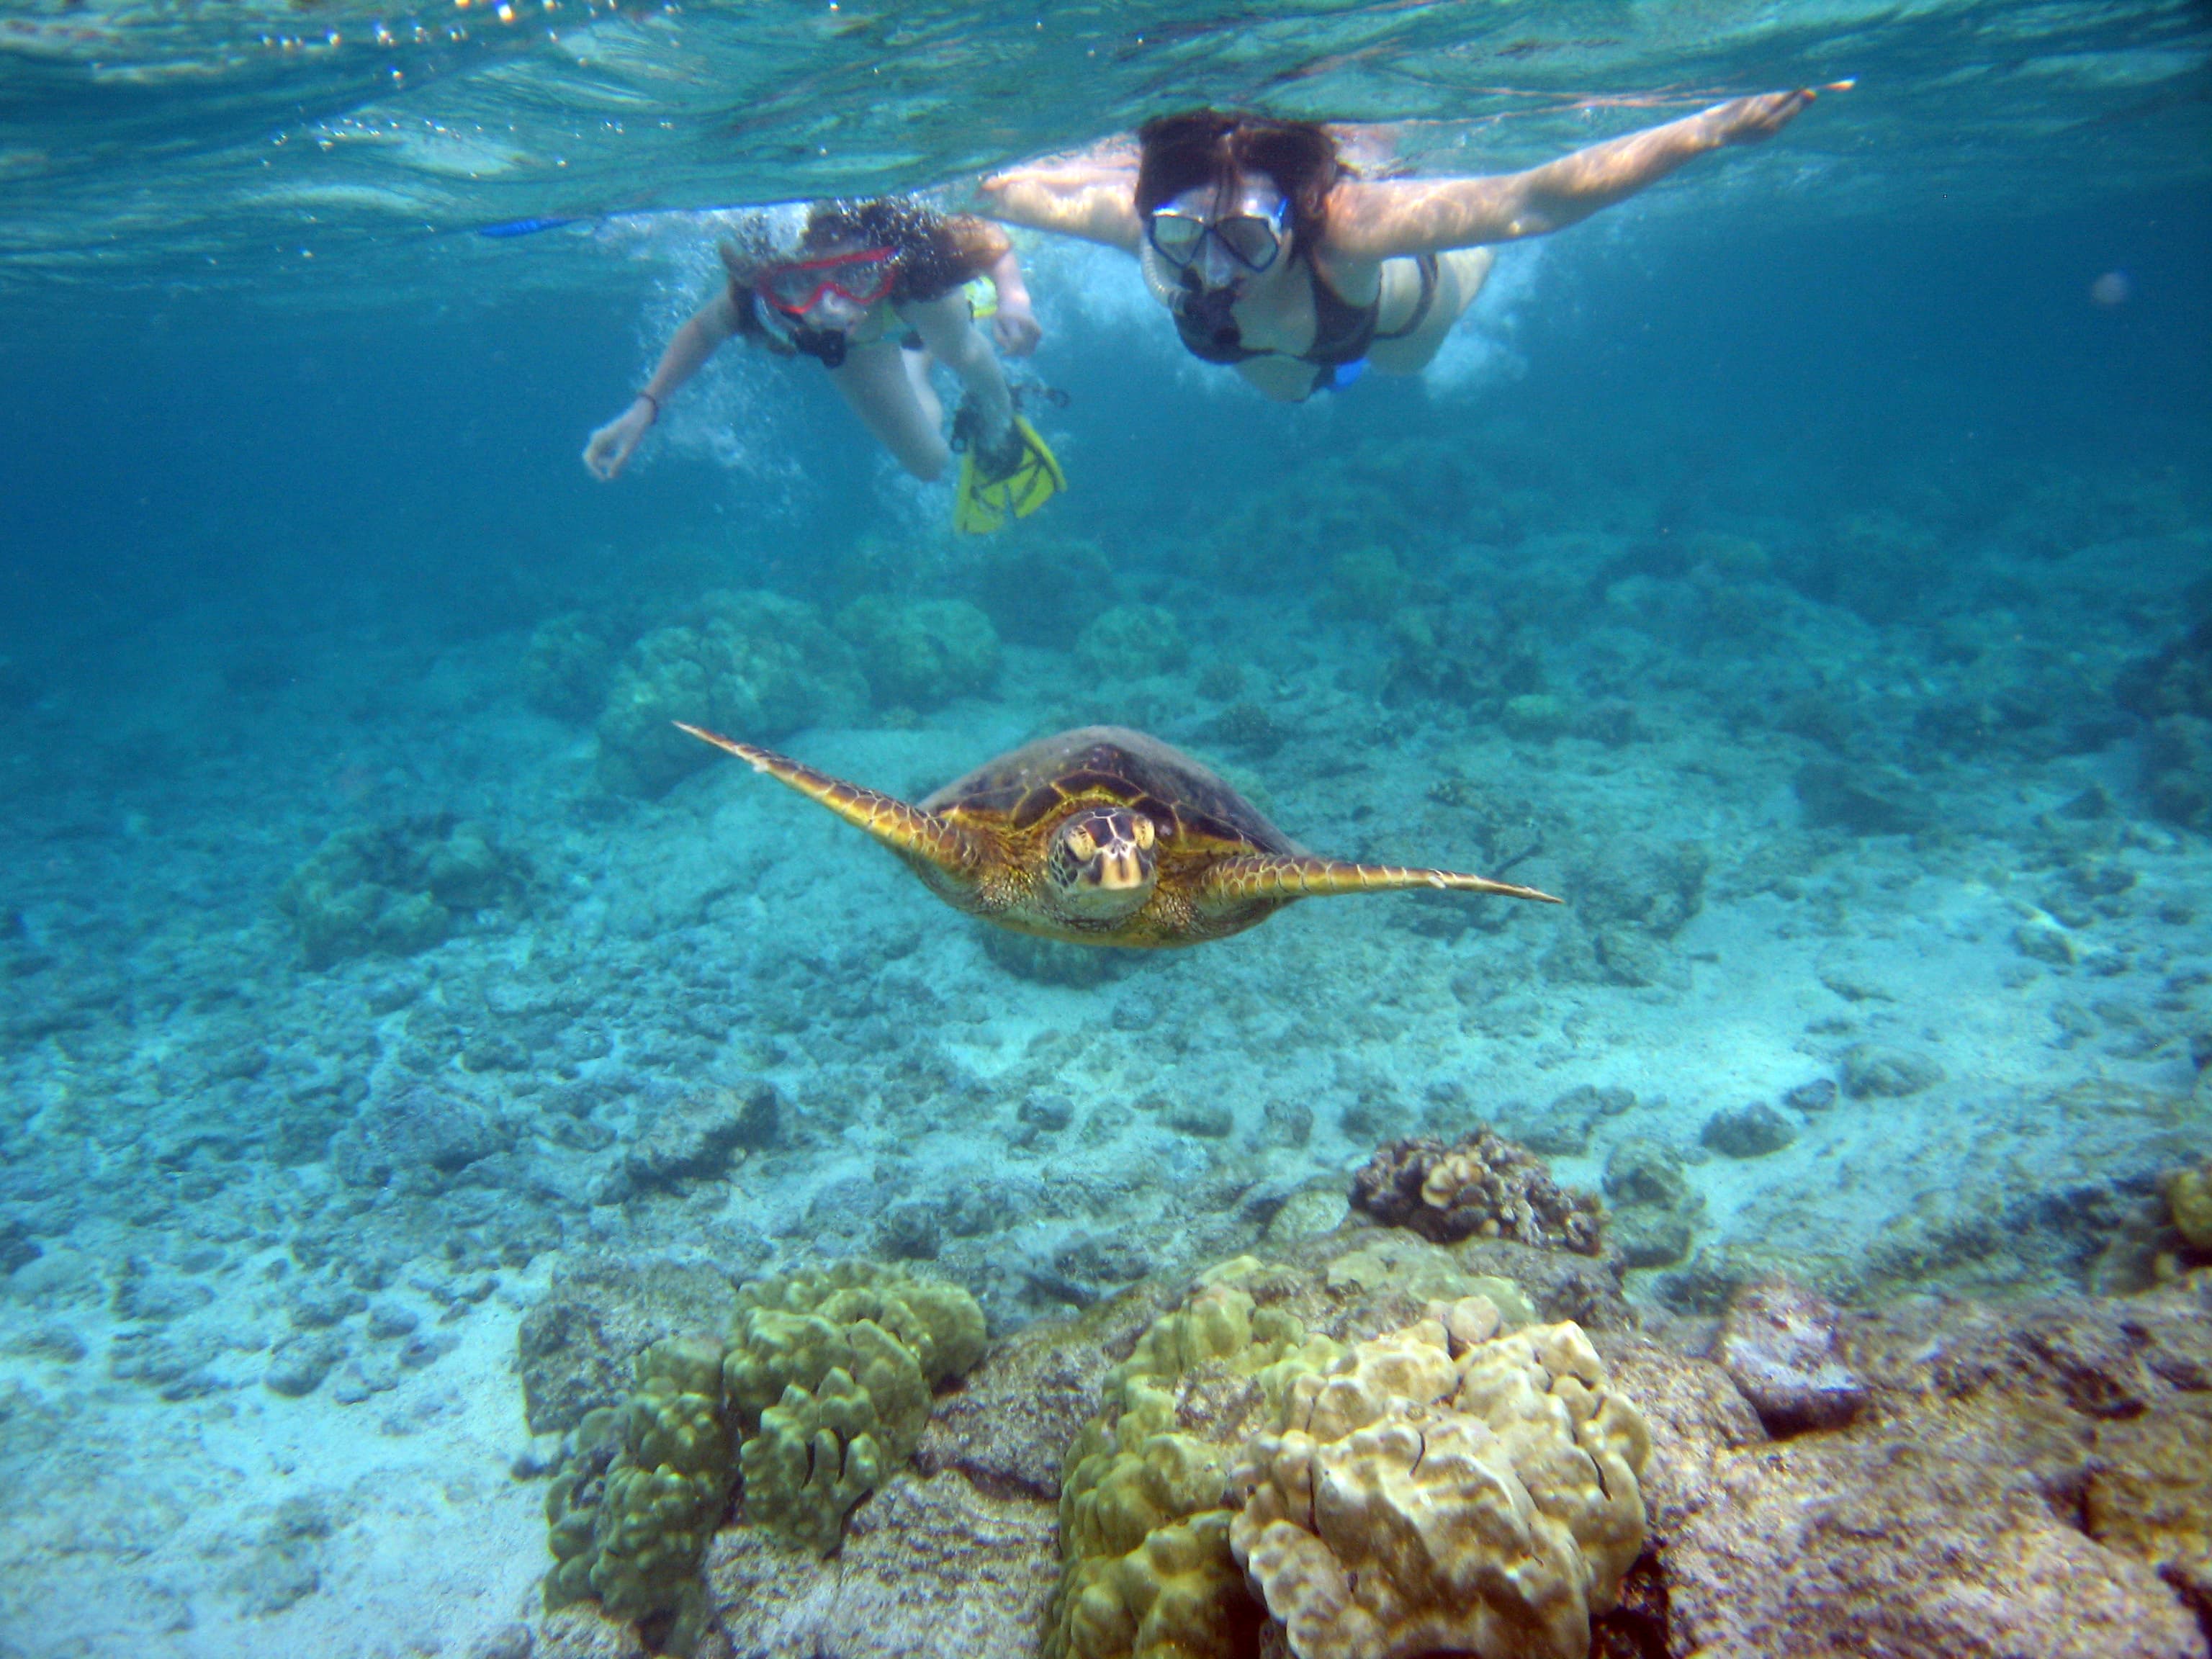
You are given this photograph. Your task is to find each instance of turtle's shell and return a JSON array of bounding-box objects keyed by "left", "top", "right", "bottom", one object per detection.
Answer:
[{"left": 922, "top": 726, "right": 1303, "bottom": 866}]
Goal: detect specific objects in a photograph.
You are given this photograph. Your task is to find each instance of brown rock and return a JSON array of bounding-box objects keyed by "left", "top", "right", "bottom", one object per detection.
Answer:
[
  {"left": 1665, "top": 1421, "right": 2203, "bottom": 1658},
  {"left": 700, "top": 1470, "right": 1057, "bottom": 1659},
  {"left": 914, "top": 1292, "right": 1159, "bottom": 1501},
  {"left": 1591, "top": 1334, "right": 1768, "bottom": 1535},
  {"left": 1714, "top": 1277, "right": 1867, "bottom": 1434},
  {"left": 1652, "top": 1278, "right": 2212, "bottom": 1658},
  {"left": 516, "top": 1253, "right": 741, "bottom": 1436}
]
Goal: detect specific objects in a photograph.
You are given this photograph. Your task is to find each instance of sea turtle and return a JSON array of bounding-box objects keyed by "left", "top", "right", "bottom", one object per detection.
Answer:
[{"left": 678, "top": 722, "right": 1559, "bottom": 948}]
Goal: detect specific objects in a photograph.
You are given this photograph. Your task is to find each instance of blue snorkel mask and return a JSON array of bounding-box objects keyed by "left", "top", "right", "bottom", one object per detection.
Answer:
[{"left": 1145, "top": 194, "right": 1291, "bottom": 279}]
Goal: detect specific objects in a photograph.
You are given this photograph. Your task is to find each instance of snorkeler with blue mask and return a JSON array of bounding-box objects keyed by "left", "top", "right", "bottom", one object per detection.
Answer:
[
  {"left": 584, "top": 197, "right": 1065, "bottom": 531},
  {"left": 984, "top": 89, "right": 1827, "bottom": 404}
]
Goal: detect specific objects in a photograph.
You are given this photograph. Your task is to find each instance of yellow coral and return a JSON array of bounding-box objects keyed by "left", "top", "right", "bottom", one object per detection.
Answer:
[
  {"left": 541, "top": 1262, "right": 985, "bottom": 1651},
  {"left": 2162, "top": 1157, "right": 2212, "bottom": 1251},
  {"left": 1229, "top": 1309, "right": 1650, "bottom": 1659},
  {"left": 1046, "top": 1269, "right": 1341, "bottom": 1659},
  {"left": 724, "top": 1263, "right": 986, "bottom": 1555},
  {"left": 542, "top": 1337, "right": 732, "bottom": 1650}
]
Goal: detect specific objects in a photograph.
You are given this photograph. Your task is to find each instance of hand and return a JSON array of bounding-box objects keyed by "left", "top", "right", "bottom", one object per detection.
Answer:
[
  {"left": 583, "top": 400, "right": 654, "bottom": 480},
  {"left": 992, "top": 298, "right": 1042, "bottom": 357},
  {"left": 1705, "top": 87, "right": 1820, "bottom": 146}
]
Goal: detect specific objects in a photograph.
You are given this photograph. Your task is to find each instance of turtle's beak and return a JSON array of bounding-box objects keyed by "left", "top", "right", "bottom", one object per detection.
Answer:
[
  {"left": 1052, "top": 809, "right": 1158, "bottom": 921},
  {"left": 1089, "top": 842, "right": 1150, "bottom": 891}
]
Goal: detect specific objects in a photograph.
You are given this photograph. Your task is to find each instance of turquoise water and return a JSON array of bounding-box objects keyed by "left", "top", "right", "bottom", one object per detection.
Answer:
[{"left": 1, "top": 3, "right": 2209, "bottom": 1655}]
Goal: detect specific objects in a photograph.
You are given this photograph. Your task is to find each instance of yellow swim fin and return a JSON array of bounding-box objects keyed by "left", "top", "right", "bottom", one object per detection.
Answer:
[{"left": 953, "top": 415, "right": 1066, "bottom": 535}]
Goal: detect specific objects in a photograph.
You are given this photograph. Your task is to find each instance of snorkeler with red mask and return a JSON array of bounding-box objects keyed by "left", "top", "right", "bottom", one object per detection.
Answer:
[{"left": 584, "top": 198, "right": 1064, "bottom": 531}]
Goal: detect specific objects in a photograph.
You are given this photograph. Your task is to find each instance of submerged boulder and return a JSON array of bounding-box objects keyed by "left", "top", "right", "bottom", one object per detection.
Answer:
[
  {"left": 594, "top": 590, "right": 867, "bottom": 796},
  {"left": 278, "top": 814, "right": 525, "bottom": 968}
]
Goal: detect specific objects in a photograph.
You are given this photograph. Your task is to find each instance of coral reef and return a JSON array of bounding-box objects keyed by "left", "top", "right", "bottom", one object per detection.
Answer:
[
  {"left": 526, "top": 610, "right": 634, "bottom": 721},
  {"left": 1540, "top": 837, "right": 1709, "bottom": 989},
  {"left": 276, "top": 813, "right": 523, "bottom": 968},
  {"left": 1231, "top": 1308, "right": 1650, "bottom": 1659},
  {"left": 723, "top": 1262, "right": 986, "bottom": 1555},
  {"left": 981, "top": 926, "right": 1145, "bottom": 987},
  {"left": 593, "top": 590, "right": 866, "bottom": 796},
  {"left": 1200, "top": 701, "right": 1287, "bottom": 759},
  {"left": 528, "top": 1232, "right": 2212, "bottom": 1659},
  {"left": 519, "top": 1256, "right": 744, "bottom": 1437},
  {"left": 328, "top": 1080, "right": 512, "bottom": 1196},
  {"left": 1046, "top": 1263, "right": 1337, "bottom": 1659},
  {"left": 2145, "top": 716, "right": 2212, "bottom": 831},
  {"left": 1381, "top": 599, "right": 1544, "bottom": 715},
  {"left": 962, "top": 534, "right": 1115, "bottom": 647},
  {"left": 1327, "top": 547, "right": 1407, "bottom": 622},
  {"left": 593, "top": 1083, "right": 783, "bottom": 1205},
  {"left": 1349, "top": 1130, "right": 1604, "bottom": 1254},
  {"left": 2117, "top": 613, "right": 2212, "bottom": 723},
  {"left": 835, "top": 595, "right": 1001, "bottom": 711},
  {"left": 539, "top": 1262, "right": 985, "bottom": 1648},
  {"left": 1793, "top": 758, "right": 1933, "bottom": 836},
  {"left": 1501, "top": 691, "right": 1573, "bottom": 742},
  {"left": 544, "top": 1338, "right": 733, "bottom": 1651},
  {"left": 1074, "top": 604, "right": 1189, "bottom": 680},
  {"left": 2118, "top": 610, "right": 2212, "bottom": 829},
  {"left": 1040, "top": 1239, "right": 1589, "bottom": 1659},
  {"left": 695, "top": 1470, "right": 1060, "bottom": 1659},
  {"left": 1838, "top": 1041, "right": 1946, "bottom": 1099}
]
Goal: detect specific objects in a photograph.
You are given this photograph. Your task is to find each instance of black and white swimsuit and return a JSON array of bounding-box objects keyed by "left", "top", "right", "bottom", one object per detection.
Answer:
[{"left": 1171, "top": 253, "right": 1439, "bottom": 396}]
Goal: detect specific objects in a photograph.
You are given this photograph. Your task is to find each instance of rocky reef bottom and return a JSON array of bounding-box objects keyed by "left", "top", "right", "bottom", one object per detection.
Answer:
[{"left": 524, "top": 1215, "right": 2212, "bottom": 1659}]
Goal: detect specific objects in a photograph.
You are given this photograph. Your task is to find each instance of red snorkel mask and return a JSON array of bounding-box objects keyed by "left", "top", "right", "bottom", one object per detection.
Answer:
[{"left": 755, "top": 246, "right": 900, "bottom": 315}]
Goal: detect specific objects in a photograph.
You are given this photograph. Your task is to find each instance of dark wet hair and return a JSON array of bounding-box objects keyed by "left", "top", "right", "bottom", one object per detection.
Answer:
[
  {"left": 799, "top": 199, "right": 1007, "bottom": 303},
  {"left": 723, "top": 197, "right": 1009, "bottom": 349},
  {"left": 1134, "top": 110, "right": 1344, "bottom": 253}
]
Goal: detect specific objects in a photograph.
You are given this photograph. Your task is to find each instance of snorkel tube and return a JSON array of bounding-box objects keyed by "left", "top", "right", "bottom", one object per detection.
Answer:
[
  {"left": 1139, "top": 238, "right": 1244, "bottom": 354},
  {"left": 747, "top": 292, "right": 850, "bottom": 367}
]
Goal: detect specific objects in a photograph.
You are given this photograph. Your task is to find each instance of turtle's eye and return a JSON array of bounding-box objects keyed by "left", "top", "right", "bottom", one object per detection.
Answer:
[
  {"left": 1064, "top": 824, "right": 1097, "bottom": 860},
  {"left": 1131, "top": 816, "right": 1156, "bottom": 850}
]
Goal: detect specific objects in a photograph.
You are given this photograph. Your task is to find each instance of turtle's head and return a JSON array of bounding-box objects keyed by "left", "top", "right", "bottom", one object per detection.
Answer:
[{"left": 1046, "top": 806, "right": 1158, "bottom": 923}]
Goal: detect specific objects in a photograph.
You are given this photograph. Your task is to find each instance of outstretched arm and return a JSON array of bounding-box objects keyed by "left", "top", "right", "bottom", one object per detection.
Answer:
[
  {"left": 1323, "top": 89, "right": 1822, "bottom": 261},
  {"left": 583, "top": 284, "right": 741, "bottom": 480},
  {"left": 979, "top": 147, "right": 1146, "bottom": 253}
]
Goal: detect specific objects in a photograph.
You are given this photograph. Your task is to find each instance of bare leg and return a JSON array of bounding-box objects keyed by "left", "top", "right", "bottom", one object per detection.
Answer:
[
  {"left": 826, "top": 338, "right": 953, "bottom": 480},
  {"left": 1367, "top": 248, "right": 1494, "bottom": 375},
  {"left": 901, "top": 342, "right": 943, "bottom": 430}
]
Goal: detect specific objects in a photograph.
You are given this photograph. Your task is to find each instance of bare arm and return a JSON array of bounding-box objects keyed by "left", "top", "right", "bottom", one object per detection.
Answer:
[
  {"left": 640, "top": 287, "right": 742, "bottom": 407},
  {"left": 981, "top": 247, "right": 1042, "bottom": 356},
  {"left": 902, "top": 290, "right": 1013, "bottom": 446},
  {"left": 583, "top": 287, "right": 741, "bottom": 480},
  {"left": 979, "top": 152, "right": 1145, "bottom": 253},
  {"left": 1323, "top": 89, "right": 1821, "bottom": 261}
]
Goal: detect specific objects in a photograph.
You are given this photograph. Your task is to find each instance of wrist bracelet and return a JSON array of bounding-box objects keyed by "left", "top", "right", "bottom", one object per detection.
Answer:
[{"left": 637, "top": 391, "right": 660, "bottom": 423}]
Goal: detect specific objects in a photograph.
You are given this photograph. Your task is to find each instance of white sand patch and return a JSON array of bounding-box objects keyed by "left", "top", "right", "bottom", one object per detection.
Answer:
[{"left": 0, "top": 1270, "right": 549, "bottom": 1659}]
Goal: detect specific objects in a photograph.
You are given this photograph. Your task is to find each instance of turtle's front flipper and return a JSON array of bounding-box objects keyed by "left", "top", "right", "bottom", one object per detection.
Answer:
[
  {"left": 1199, "top": 854, "right": 1561, "bottom": 912},
  {"left": 676, "top": 724, "right": 983, "bottom": 878}
]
